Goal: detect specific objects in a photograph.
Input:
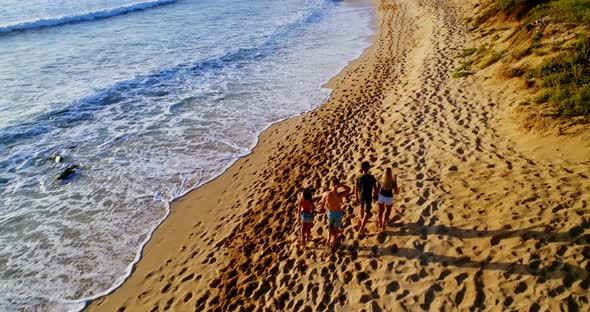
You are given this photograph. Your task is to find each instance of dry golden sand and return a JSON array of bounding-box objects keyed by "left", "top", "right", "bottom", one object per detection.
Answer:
[{"left": 87, "top": 0, "right": 590, "bottom": 311}]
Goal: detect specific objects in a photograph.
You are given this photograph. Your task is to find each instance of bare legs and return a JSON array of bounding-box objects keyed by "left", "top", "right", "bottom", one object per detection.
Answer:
[
  {"left": 326, "top": 226, "right": 340, "bottom": 251},
  {"left": 377, "top": 203, "right": 385, "bottom": 228},
  {"left": 384, "top": 204, "right": 392, "bottom": 228},
  {"left": 301, "top": 223, "right": 312, "bottom": 246},
  {"left": 359, "top": 203, "right": 369, "bottom": 235},
  {"left": 300, "top": 225, "right": 305, "bottom": 246},
  {"left": 378, "top": 203, "right": 393, "bottom": 230}
]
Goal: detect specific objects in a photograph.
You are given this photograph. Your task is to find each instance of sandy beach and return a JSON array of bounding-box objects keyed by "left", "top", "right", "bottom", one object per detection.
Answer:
[{"left": 87, "top": 0, "right": 590, "bottom": 311}]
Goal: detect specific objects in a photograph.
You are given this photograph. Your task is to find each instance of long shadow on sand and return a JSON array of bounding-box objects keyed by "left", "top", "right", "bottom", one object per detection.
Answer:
[
  {"left": 343, "top": 222, "right": 590, "bottom": 284},
  {"left": 383, "top": 221, "right": 590, "bottom": 246}
]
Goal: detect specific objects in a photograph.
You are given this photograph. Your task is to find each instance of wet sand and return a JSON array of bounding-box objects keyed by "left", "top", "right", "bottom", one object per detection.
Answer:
[{"left": 87, "top": 0, "right": 590, "bottom": 311}]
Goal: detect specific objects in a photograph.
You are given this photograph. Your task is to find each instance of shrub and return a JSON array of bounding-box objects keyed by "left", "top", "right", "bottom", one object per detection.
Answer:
[
  {"left": 473, "top": 0, "right": 553, "bottom": 28},
  {"left": 473, "top": 0, "right": 590, "bottom": 29},
  {"left": 461, "top": 48, "right": 478, "bottom": 57},
  {"left": 506, "top": 67, "right": 526, "bottom": 77},
  {"left": 531, "top": 35, "right": 590, "bottom": 116},
  {"left": 531, "top": 31, "right": 543, "bottom": 48},
  {"left": 550, "top": 86, "right": 590, "bottom": 116},
  {"left": 514, "top": 47, "right": 532, "bottom": 59},
  {"left": 534, "top": 91, "right": 552, "bottom": 103},
  {"left": 452, "top": 71, "right": 474, "bottom": 78},
  {"left": 519, "top": 99, "right": 531, "bottom": 105},
  {"left": 481, "top": 50, "right": 505, "bottom": 67},
  {"left": 457, "top": 60, "right": 474, "bottom": 71},
  {"left": 533, "top": 0, "right": 590, "bottom": 26}
]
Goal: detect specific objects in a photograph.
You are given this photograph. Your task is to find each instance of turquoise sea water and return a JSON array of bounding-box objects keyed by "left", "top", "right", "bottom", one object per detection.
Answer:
[{"left": 0, "top": 0, "right": 374, "bottom": 310}]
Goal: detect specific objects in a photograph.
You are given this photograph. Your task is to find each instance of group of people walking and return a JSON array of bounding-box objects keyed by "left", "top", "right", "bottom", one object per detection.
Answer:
[{"left": 297, "top": 161, "right": 399, "bottom": 250}]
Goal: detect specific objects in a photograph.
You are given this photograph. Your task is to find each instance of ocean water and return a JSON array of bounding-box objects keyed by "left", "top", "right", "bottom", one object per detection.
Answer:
[{"left": 0, "top": 0, "right": 374, "bottom": 310}]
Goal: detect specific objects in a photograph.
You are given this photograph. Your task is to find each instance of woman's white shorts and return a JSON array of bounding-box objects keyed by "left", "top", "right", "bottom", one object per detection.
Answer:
[{"left": 378, "top": 194, "right": 393, "bottom": 205}]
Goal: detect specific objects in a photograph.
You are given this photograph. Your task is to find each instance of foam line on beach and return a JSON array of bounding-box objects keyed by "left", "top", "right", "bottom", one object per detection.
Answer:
[
  {"left": 0, "top": 0, "right": 177, "bottom": 34},
  {"left": 0, "top": 0, "right": 330, "bottom": 147},
  {"left": 0, "top": 0, "right": 378, "bottom": 309}
]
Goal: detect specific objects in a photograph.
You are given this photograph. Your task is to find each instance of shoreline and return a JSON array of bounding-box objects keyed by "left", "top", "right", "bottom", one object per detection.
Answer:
[
  {"left": 87, "top": 0, "right": 590, "bottom": 310},
  {"left": 84, "top": 0, "right": 378, "bottom": 310}
]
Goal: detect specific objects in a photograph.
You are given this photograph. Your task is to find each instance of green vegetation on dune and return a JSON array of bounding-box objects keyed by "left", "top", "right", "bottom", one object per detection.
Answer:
[
  {"left": 467, "top": 0, "right": 590, "bottom": 118},
  {"left": 475, "top": 0, "right": 590, "bottom": 27},
  {"left": 461, "top": 48, "right": 478, "bottom": 57},
  {"left": 505, "top": 66, "right": 525, "bottom": 77},
  {"left": 482, "top": 49, "right": 506, "bottom": 67},
  {"left": 529, "top": 35, "right": 590, "bottom": 115},
  {"left": 531, "top": 0, "right": 590, "bottom": 25},
  {"left": 474, "top": 0, "right": 549, "bottom": 27},
  {"left": 452, "top": 70, "right": 474, "bottom": 78}
]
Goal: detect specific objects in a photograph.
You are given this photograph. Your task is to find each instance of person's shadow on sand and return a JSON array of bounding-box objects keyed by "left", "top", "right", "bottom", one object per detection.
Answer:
[
  {"left": 343, "top": 221, "right": 590, "bottom": 287},
  {"left": 383, "top": 221, "right": 590, "bottom": 246}
]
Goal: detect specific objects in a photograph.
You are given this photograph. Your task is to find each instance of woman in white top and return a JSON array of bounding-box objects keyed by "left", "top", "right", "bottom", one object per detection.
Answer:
[{"left": 377, "top": 168, "right": 398, "bottom": 230}]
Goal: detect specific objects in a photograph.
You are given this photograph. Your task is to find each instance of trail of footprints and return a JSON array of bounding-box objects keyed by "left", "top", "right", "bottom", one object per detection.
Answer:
[{"left": 115, "top": 0, "right": 590, "bottom": 311}]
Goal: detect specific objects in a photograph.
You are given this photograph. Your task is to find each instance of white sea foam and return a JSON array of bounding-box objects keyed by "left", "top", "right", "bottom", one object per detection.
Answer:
[
  {"left": 0, "top": 0, "right": 375, "bottom": 310},
  {"left": 0, "top": 0, "right": 177, "bottom": 34}
]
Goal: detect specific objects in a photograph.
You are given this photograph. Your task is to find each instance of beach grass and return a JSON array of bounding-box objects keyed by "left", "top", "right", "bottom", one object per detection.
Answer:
[
  {"left": 475, "top": 0, "right": 590, "bottom": 28},
  {"left": 529, "top": 34, "right": 590, "bottom": 116},
  {"left": 460, "top": 47, "right": 478, "bottom": 57},
  {"left": 471, "top": 0, "right": 590, "bottom": 117},
  {"left": 504, "top": 66, "right": 526, "bottom": 78},
  {"left": 481, "top": 49, "right": 505, "bottom": 68},
  {"left": 452, "top": 70, "right": 474, "bottom": 78}
]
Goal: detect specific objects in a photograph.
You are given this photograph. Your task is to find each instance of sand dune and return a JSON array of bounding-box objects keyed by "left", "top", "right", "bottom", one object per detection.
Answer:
[{"left": 87, "top": 0, "right": 590, "bottom": 311}]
